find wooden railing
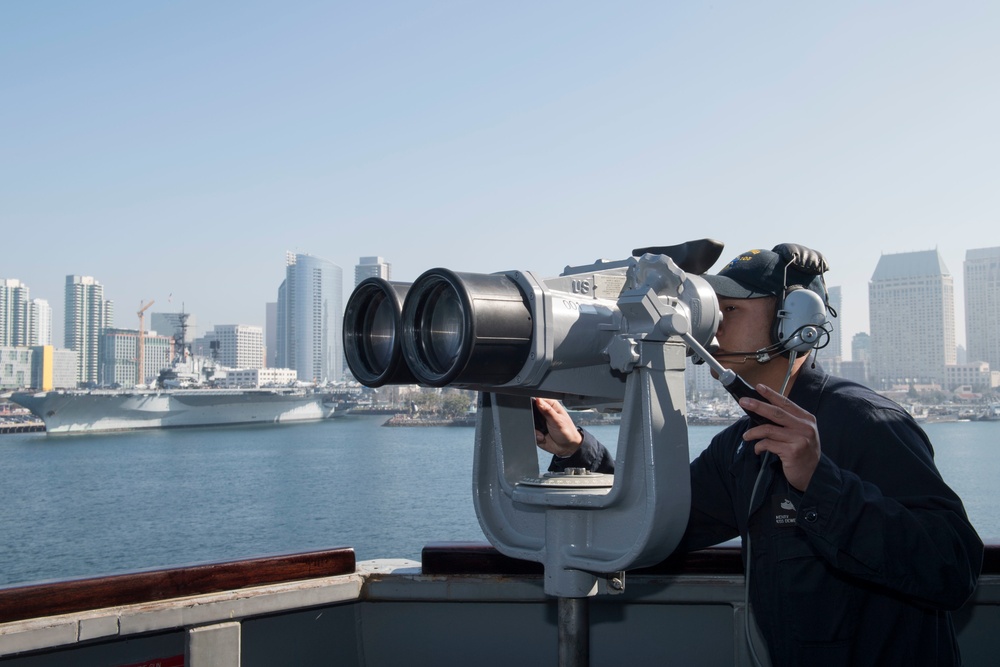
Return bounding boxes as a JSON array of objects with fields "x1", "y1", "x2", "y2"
[
  {"x1": 0, "y1": 547, "x2": 355, "y2": 625},
  {"x1": 2, "y1": 541, "x2": 996, "y2": 626}
]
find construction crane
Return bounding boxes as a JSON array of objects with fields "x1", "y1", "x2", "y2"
[{"x1": 137, "y1": 300, "x2": 154, "y2": 388}]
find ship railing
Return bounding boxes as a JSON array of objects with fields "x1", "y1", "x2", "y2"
[{"x1": 1, "y1": 544, "x2": 997, "y2": 666}]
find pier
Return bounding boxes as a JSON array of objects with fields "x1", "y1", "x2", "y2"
[{"x1": 0, "y1": 421, "x2": 45, "y2": 434}]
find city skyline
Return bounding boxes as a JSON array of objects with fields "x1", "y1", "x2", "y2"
[
  {"x1": 4, "y1": 242, "x2": 999, "y2": 392},
  {"x1": 4, "y1": 244, "x2": 997, "y2": 368},
  {"x1": 3, "y1": 3, "x2": 998, "y2": 351},
  {"x1": 1, "y1": 245, "x2": 988, "y2": 365}
]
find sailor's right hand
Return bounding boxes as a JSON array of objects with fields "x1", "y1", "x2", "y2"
[{"x1": 534, "y1": 398, "x2": 583, "y2": 457}]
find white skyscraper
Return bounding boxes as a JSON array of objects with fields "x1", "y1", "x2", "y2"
[
  {"x1": 0, "y1": 278, "x2": 31, "y2": 347},
  {"x1": 65, "y1": 275, "x2": 114, "y2": 386},
  {"x1": 30, "y1": 298, "x2": 52, "y2": 346},
  {"x1": 277, "y1": 252, "x2": 344, "y2": 383},
  {"x1": 355, "y1": 256, "x2": 391, "y2": 287},
  {"x1": 964, "y1": 246, "x2": 1000, "y2": 372},
  {"x1": 869, "y1": 250, "x2": 955, "y2": 388}
]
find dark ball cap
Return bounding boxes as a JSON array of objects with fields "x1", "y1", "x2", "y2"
[{"x1": 703, "y1": 247, "x2": 826, "y2": 300}]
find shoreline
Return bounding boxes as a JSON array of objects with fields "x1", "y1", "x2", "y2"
[{"x1": 380, "y1": 414, "x2": 740, "y2": 428}]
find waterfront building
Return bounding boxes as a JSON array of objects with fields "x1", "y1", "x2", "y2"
[
  {"x1": 34, "y1": 346, "x2": 77, "y2": 390},
  {"x1": 194, "y1": 324, "x2": 264, "y2": 370},
  {"x1": 685, "y1": 356, "x2": 719, "y2": 398},
  {"x1": 0, "y1": 279, "x2": 31, "y2": 347},
  {"x1": 219, "y1": 367, "x2": 298, "y2": 388},
  {"x1": 868, "y1": 250, "x2": 956, "y2": 389},
  {"x1": 852, "y1": 332, "x2": 871, "y2": 366},
  {"x1": 841, "y1": 332, "x2": 871, "y2": 386},
  {"x1": 0, "y1": 346, "x2": 32, "y2": 390},
  {"x1": 30, "y1": 298, "x2": 52, "y2": 346},
  {"x1": 945, "y1": 361, "x2": 998, "y2": 392},
  {"x1": 99, "y1": 328, "x2": 173, "y2": 387},
  {"x1": 0, "y1": 345, "x2": 77, "y2": 390},
  {"x1": 355, "y1": 256, "x2": 391, "y2": 286},
  {"x1": 964, "y1": 246, "x2": 1000, "y2": 372},
  {"x1": 276, "y1": 252, "x2": 344, "y2": 384},
  {"x1": 65, "y1": 275, "x2": 113, "y2": 386}
]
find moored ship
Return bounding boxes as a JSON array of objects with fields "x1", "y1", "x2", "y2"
[
  {"x1": 10, "y1": 312, "x2": 345, "y2": 434},
  {"x1": 9, "y1": 386, "x2": 339, "y2": 434},
  {"x1": 10, "y1": 313, "x2": 349, "y2": 434}
]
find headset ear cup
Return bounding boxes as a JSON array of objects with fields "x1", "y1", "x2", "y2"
[{"x1": 775, "y1": 288, "x2": 829, "y2": 354}]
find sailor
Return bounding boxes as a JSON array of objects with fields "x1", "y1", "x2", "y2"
[{"x1": 535, "y1": 244, "x2": 983, "y2": 667}]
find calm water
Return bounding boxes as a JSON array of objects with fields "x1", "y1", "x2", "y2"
[{"x1": 0, "y1": 416, "x2": 996, "y2": 587}]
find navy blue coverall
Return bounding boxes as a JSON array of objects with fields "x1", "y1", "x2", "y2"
[{"x1": 550, "y1": 364, "x2": 983, "y2": 666}]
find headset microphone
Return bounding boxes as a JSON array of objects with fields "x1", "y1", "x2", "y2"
[{"x1": 713, "y1": 343, "x2": 785, "y2": 364}]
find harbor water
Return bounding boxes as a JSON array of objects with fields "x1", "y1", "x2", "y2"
[{"x1": 0, "y1": 416, "x2": 997, "y2": 588}]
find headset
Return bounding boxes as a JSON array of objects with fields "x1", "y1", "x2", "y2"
[{"x1": 759, "y1": 243, "x2": 835, "y2": 363}]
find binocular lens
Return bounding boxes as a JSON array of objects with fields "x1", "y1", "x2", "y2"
[
  {"x1": 417, "y1": 285, "x2": 466, "y2": 374},
  {"x1": 402, "y1": 269, "x2": 533, "y2": 387},
  {"x1": 343, "y1": 278, "x2": 414, "y2": 386}
]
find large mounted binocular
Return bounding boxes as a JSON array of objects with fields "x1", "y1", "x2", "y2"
[
  {"x1": 343, "y1": 239, "x2": 725, "y2": 405},
  {"x1": 346, "y1": 239, "x2": 732, "y2": 610}
]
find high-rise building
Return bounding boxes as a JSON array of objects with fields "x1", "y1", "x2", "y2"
[
  {"x1": 276, "y1": 252, "x2": 344, "y2": 383},
  {"x1": 851, "y1": 332, "x2": 871, "y2": 366},
  {"x1": 275, "y1": 282, "x2": 287, "y2": 372},
  {"x1": 194, "y1": 324, "x2": 265, "y2": 369},
  {"x1": 265, "y1": 302, "x2": 278, "y2": 368},
  {"x1": 0, "y1": 279, "x2": 32, "y2": 347},
  {"x1": 868, "y1": 250, "x2": 956, "y2": 388},
  {"x1": 99, "y1": 328, "x2": 173, "y2": 387},
  {"x1": 65, "y1": 275, "x2": 114, "y2": 386},
  {"x1": 964, "y1": 246, "x2": 1000, "y2": 371},
  {"x1": 30, "y1": 298, "x2": 52, "y2": 346},
  {"x1": 355, "y1": 256, "x2": 391, "y2": 287},
  {"x1": 839, "y1": 332, "x2": 871, "y2": 386}
]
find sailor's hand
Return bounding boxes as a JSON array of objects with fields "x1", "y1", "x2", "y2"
[
  {"x1": 534, "y1": 398, "x2": 583, "y2": 457},
  {"x1": 739, "y1": 384, "x2": 821, "y2": 492}
]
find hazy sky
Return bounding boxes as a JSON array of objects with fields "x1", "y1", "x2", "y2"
[{"x1": 3, "y1": 2, "x2": 998, "y2": 359}]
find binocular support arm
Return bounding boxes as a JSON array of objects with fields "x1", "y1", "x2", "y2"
[{"x1": 472, "y1": 338, "x2": 691, "y2": 598}]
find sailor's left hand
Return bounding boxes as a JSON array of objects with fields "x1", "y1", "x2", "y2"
[
  {"x1": 739, "y1": 384, "x2": 821, "y2": 492},
  {"x1": 534, "y1": 398, "x2": 583, "y2": 458}
]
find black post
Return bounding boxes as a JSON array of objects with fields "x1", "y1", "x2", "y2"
[{"x1": 558, "y1": 596, "x2": 589, "y2": 667}]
